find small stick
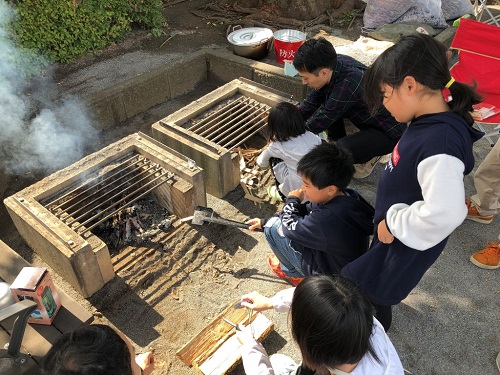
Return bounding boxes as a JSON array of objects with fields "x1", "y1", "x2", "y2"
[{"x1": 159, "y1": 34, "x2": 176, "y2": 48}]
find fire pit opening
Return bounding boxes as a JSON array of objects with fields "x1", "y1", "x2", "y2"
[
  {"x1": 5, "y1": 133, "x2": 206, "y2": 297},
  {"x1": 40, "y1": 152, "x2": 176, "y2": 254},
  {"x1": 186, "y1": 94, "x2": 269, "y2": 151},
  {"x1": 152, "y1": 78, "x2": 295, "y2": 198}
]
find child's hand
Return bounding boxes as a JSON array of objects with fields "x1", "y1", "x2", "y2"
[
  {"x1": 240, "y1": 291, "x2": 273, "y2": 311},
  {"x1": 288, "y1": 189, "x2": 304, "y2": 201},
  {"x1": 246, "y1": 218, "x2": 262, "y2": 232},
  {"x1": 377, "y1": 220, "x2": 394, "y2": 244},
  {"x1": 135, "y1": 351, "x2": 155, "y2": 375}
]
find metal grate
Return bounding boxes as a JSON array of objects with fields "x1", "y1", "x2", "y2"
[
  {"x1": 42, "y1": 153, "x2": 173, "y2": 235},
  {"x1": 187, "y1": 96, "x2": 270, "y2": 149}
]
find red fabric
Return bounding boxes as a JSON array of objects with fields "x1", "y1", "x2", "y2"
[{"x1": 450, "y1": 18, "x2": 500, "y2": 124}]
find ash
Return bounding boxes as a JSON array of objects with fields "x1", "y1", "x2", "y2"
[{"x1": 93, "y1": 198, "x2": 175, "y2": 253}]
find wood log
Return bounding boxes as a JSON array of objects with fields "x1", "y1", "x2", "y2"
[{"x1": 196, "y1": 313, "x2": 274, "y2": 374}]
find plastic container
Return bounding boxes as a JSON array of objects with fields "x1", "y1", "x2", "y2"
[
  {"x1": 273, "y1": 29, "x2": 306, "y2": 64},
  {"x1": 283, "y1": 60, "x2": 299, "y2": 77}
]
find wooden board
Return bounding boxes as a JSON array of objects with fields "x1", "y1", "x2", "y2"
[
  {"x1": 176, "y1": 300, "x2": 274, "y2": 375},
  {"x1": 0, "y1": 240, "x2": 93, "y2": 364},
  {"x1": 196, "y1": 313, "x2": 274, "y2": 375}
]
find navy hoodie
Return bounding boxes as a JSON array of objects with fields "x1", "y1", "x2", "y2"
[
  {"x1": 279, "y1": 188, "x2": 375, "y2": 275},
  {"x1": 341, "y1": 112, "x2": 483, "y2": 305}
]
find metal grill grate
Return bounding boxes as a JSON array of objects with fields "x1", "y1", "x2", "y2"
[
  {"x1": 42, "y1": 153, "x2": 173, "y2": 235},
  {"x1": 186, "y1": 96, "x2": 270, "y2": 149}
]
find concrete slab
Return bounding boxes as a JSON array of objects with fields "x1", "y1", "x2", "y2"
[
  {"x1": 207, "y1": 50, "x2": 254, "y2": 83},
  {"x1": 167, "y1": 50, "x2": 208, "y2": 99},
  {"x1": 252, "y1": 68, "x2": 306, "y2": 102}
]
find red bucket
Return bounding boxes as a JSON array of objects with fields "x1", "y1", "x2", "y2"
[{"x1": 273, "y1": 29, "x2": 307, "y2": 64}]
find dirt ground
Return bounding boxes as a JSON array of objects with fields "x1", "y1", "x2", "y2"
[{"x1": 1, "y1": 1, "x2": 499, "y2": 375}]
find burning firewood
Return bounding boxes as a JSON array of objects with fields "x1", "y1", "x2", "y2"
[{"x1": 98, "y1": 201, "x2": 174, "y2": 250}]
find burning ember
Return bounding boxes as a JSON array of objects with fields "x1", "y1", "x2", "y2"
[{"x1": 94, "y1": 199, "x2": 175, "y2": 252}]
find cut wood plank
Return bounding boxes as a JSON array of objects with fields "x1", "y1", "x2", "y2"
[
  {"x1": 176, "y1": 300, "x2": 273, "y2": 373},
  {"x1": 196, "y1": 313, "x2": 274, "y2": 375},
  {"x1": 176, "y1": 300, "x2": 249, "y2": 365}
]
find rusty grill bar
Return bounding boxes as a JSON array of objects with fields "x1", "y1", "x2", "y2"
[
  {"x1": 186, "y1": 96, "x2": 270, "y2": 149},
  {"x1": 42, "y1": 152, "x2": 173, "y2": 235}
]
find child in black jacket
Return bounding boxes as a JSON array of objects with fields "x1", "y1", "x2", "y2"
[
  {"x1": 341, "y1": 34, "x2": 483, "y2": 332},
  {"x1": 247, "y1": 143, "x2": 374, "y2": 285}
]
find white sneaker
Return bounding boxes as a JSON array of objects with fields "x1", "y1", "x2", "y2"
[{"x1": 353, "y1": 155, "x2": 382, "y2": 179}]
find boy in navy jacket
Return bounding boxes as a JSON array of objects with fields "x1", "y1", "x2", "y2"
[{"x1": 247, "y1": 143, "x2": 375, "y2": 285}]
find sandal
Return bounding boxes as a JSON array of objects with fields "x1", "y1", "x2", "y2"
[
  {"x1": 268, "y1": 254, "x2": 303, "y2": 286},
  {"x1": 267, "y1": 185, "x2": 283, "y2": 201}
]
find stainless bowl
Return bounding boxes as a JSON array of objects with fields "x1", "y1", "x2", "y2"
[{"x1": 227, "y1": 27, "x2": 274, "y2": 60}]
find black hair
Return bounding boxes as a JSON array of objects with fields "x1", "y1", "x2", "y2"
[
  {"x1": 293, "y1": 37, "x2": 337, "y2": 74},
  {"x1": 296, "y1": 142, "x2": 354, "y2": 190},
  {"x1": 291, "y1": 275, "x2": 379, "y2": 371},
  {"x1": 267, "y1": 102, "x2": 306, "y2": 142},
  {"x1": 41, "y1": 324, "x2": 133, "y2": 375},
  {"x1": 363, "y1": 33, "x2": 481, "y2": 125}
]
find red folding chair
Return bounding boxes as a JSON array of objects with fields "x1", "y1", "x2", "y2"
[{"x1": 450, "y1": 18, "x2": 500, "y2": 146}]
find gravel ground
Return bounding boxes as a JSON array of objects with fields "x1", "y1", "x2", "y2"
[{"x1": 0, "y1": 1, "x2": 499, "y2": 374}]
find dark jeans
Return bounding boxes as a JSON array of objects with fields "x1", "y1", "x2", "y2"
[{"x1": 328, "y1": 118, "x2": 399, "y2": 164}]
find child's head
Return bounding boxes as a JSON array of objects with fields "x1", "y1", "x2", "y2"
[
  {"x1": 291, "y1": 274, "x2": 379, "y2": 372},
  {"x1": 42, "y1": 324, "x2": 134, "y2": 375},
  {"x1": 297, "y1": 142, "x2": 354, "y2": 192},
  {"x1": 267, "y1": 102, "x2": 306, "y2": 142},
  {"x1": 364, "y1": 33, "x2": 481, "y2": 124}
]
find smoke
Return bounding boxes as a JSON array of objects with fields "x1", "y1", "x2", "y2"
[{"x1": 0, "y1": 1, "x2": 98, "y2": 175}]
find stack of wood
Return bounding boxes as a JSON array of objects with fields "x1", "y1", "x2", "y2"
[{"x1": 235, "y1": 147, "x2": 267, "y2": 204}]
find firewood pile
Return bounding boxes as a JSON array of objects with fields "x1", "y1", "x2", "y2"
[
  {"x1": 235, "y1": 146, "x2": 271, "y2": 204},
  {"x1": 94, "y1": 199, "x2": 175, "y2": 251}
]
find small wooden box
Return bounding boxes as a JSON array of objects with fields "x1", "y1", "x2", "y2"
[{"x1": 177, "y1": 300, "x2": 274, "y2": 375}]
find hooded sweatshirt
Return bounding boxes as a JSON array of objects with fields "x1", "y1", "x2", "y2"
[
  {"x1": 279, "y1": 188, "x2": 375, "y2": 275},
  {"x1": 342, "y1": 112, "x2": 484, "y2": 305}
]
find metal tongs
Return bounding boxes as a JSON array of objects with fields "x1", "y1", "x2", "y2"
[
  {"x1": 222, "y1": 301, "x2": 255, "y2": 337},
  {"x1": 222, "y1": 317, "x2": 241, "y2": 330}
]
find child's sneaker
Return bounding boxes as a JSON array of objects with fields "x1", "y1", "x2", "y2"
[
  {"x1": 465, "y1": 199, "x2": 494, "y2": 224},
  {"x1": 469, "y1": 242, "x2": 500, "y2": 269},
  {"x1": 267, "y1": 185, "x2": 283, "y2": 201},
  {"x1": 268, "y1": 254, "x2": 303, "y2": 286}
]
